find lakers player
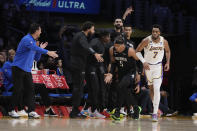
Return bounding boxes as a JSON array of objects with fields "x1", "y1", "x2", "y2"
[{"x1": 136, "y1": 25, "x2": 171, "y2": 122}]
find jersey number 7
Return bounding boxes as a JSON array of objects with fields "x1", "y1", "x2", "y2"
[{"x1": 153, "y1": 52, "x2": 158, "y2": 58}]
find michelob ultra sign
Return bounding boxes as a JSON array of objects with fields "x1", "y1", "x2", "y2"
[{"x1": 17, "y1": 0, "x2": 100, "y2": 14}]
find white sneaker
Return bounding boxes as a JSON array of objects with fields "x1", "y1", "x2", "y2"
[
  {"x1": 194, "y1": 113, "x2": 197, "y2": 117},
  {"x1": 17, "y1": 110, "x2": 28, "y2": 117},
  {"x1": 9, "y1": 110, "x2": 20, "y2": 118},
  {"x1": 28, "y1": 111, "x2": 40, "y2": 119},
  {"x1": 120, "y1": 107, "x2": 127, "y2": 116},
  {"x1": 92, "y1": 110, "x2": 106, "y2": 119}
]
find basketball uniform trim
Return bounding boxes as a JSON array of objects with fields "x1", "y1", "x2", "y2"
[
  {"x1": 144, "y1": 64, "x2": 163, "y2": 85},
  {"x1": 152, "y1": 64, "x2": 163, "y2": 80}
]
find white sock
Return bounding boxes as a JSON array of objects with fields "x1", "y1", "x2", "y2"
[{"x1": 153, "y1": 78, "x2": 162, "y2": 114}]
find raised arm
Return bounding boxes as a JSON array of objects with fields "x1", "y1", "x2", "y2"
[{"x1": 122, "y1": 6, "x2": 134, "y2": 22}]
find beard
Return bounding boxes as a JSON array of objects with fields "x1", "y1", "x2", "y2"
[
  {"x1": 87, "y1": 31, "x2": 93, "y2": 38},
  {"x1": 115, "y1": 24, "x2": 122, "y2": 30}
]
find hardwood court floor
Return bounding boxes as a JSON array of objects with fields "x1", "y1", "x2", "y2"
[{"x1": 0, "y1": 116, "x2": 197, "y2": 131}]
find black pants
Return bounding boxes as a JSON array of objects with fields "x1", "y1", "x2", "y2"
[
  {"x1": 192, "y1": 102, "x2": 197, "y2": 113},
  {"x1": 86, "y1": 65, "x2": 107, "y2": 112},
  {"x1": 116, "y1": 72, "x2": 137, "y2": 111},
  {"x1": 107, "y1": 81, "x2": 118, "y2": 111},
  {"x1": 135, "y1": 89, "x2": 152, "y2": 113},
  {"x1": 34, "y1": 83, "x2": 51, "y2": 107},
  {"x1": 71, "y1": 68, "x2": 85, "y2": 110},
  {"x1": 10, "y1": 66, "x2": 35, "y2": 112}
]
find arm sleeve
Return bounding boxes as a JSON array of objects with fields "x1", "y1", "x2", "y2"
[
  {"x1": 24, "y1": 38, "x2": 48, "y2": 54},
  {"x1": 189, "y1": 93, "x2": 197, "y2": 102},
  {"x1": 34, "y1": 53, "x2": 42, "y2": 61},
  {"x1": 79, "y1": 35, "x2": 96, "y2": 55}
]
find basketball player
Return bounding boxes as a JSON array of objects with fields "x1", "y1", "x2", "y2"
[
  {"x1": 105, "y1": 36, "x2": 141, "y2": 121},
  {"x1": 81, "y1": 30, "x2": 110, "y2": 118},
  {"x1": 136, "y1": 25, "x2": 171, "y2": 122},
  {"x1": 69, "y1": 21, "x2": 104, "y2": 118}
]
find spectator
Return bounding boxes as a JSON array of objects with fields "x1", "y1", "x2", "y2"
[
  {"x1": 56, "y1": 59, "x2": 64, "y2": 76},
  {"x1": 2, "y1": 49, "x2": 27, "y2": 116},
  {"x1": 2, "y1": 49, "x2": 15, "y2": 94},
  {"x1": 37, "y1": 61, "x2": 45, "y2": 70},
  {"x1": 45, "y1": 56, "x2": 57, "y2": 71},
  {"x1": 0, "y1": 53, "x2": 5, "y2": 89}
]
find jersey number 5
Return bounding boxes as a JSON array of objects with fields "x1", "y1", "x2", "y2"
[
  {"x1": 120, "y1": 61, "x2": 124, "y2": 67},
  {"x1": 153, "y1": 52, "x2": 158, "y2": 58}
]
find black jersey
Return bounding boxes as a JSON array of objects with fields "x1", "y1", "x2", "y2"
[
  {"x1": 87, "y1": 38, "x2": 105, "y2": 65},
  {"x1": 125, "y1": 38, "x2": 136, "y2": 49},
  {"x1": 113, "y1": 46, "x2": 136, "y2": 74},
  {"x1": 71, "y1": 32, "x2": 91, "y2": 70}
]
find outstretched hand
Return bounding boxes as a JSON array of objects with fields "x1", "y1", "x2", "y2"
[
  {"x1": 47, "y1": 51, "x2": 58, "y2": 59},
  {"x1": 104, "y1": 73, "x2": 112, "y2": 84},
  {"x1": 40, "y1": 42, "x2": 48, "y2": 49},
  {"x1": 95, "y1": 53, "x2": 104, "y2": 62},
  {"x1": 126, "y1": 6, "x2": 134, "y2": 15}
]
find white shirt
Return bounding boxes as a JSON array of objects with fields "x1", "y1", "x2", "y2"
[{"x1": 144, "y1": 35, "x2": 164, "y2": 65}]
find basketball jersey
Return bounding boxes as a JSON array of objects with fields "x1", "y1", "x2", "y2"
[
  {"x1": 144, "y1": 35, "x2": 164, "y2": 65},
  {"x1": 113, "y1": 46, "x2": 136, "y2": 74}
]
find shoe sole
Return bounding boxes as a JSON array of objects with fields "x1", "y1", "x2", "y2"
[
  {"x1": 28, "y1": 116, "x2": 40, "y2": 119},
  {"x1": 69, "y1": 115, "x2": 87, "y2": 119},
  {"x1": 10, "y1": 116, "x2": 20, "y2": 119},
  {"x1": 111, "y1": 115, "x2": 120, "y2": 121},
  {"x1": 152, "y1": 119, "x2": 158, "y2": 122},
  {"x1": 49, "y1": 115, "x2": 58, "y2": 117},
  {"x1": 166, "y1": 111, "x2": 178, "y2": 117},
  {"x1": 19, "y1": 116, "x2": 28, "y2": 118}
]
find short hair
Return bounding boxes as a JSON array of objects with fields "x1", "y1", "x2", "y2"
[
  {"x1": 114, "y1": 35, "x2": 124, "y2": 44},
  {"x1": 29, "y1": 23, "x2": 41, "y2": 34},
  {"x1": 152, "y1": 24, "x2": 162, "y2": 32},
  {"x1": 8, "y1": 49, "x2": 15, "y2": 56},
  {"x1": 0, "y1": 53, "x2": 4, "y2": 57},
  {"x1": 98, "y1": 30, "x2": 110, "y2": 39},
  {"x1": 114, "y1": 18, "x2": 123, "y2": 23},
  {"x1": 81, "y1": 21, "x2": 94, "y2": 31},
  {"x1": 124, "y1": 24, "x2": 132, "y2": 28}
]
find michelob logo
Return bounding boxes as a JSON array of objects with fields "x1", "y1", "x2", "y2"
[{"x1": 25, "y1": 0, "x2": 52, "y2": 7}]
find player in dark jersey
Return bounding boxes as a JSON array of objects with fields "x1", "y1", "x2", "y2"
[
  {"x1": 81, "y1": 30, "x2": 111, "y2": 118},
  {"x1": 69, "y1": 21, "x2": 104, "y2": 118},
  {"x1": 105, "y1": 36, "x2": 141, "y2": 121},
  {"x1": 123, "y1": 24, "x2": 136, "y2": 48}
]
